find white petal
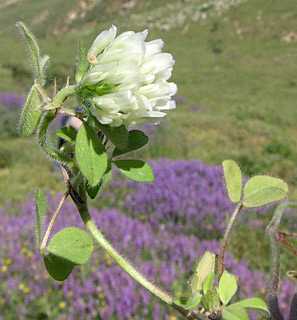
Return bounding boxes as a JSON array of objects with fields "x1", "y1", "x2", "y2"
[
  {"x1": 88, "y1": 25, "x2": 117, "y2": 57},
  {"x1": 145, "y1": 39, "x2": 164, "y2": 56}
]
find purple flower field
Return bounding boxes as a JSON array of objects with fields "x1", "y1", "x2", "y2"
[
  {"x1": 0, "y1": 92, "x2": 25, "y2": 110},
  {"x1": 0, "y1": 160, "x2": 294, "y2": 319}
]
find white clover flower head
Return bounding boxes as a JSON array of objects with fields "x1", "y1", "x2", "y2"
[{"x1": 79, "y1": 25, "x2": 177, "y2": 127}]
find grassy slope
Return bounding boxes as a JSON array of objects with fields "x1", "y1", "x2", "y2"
[{"x1": 0, "y1": 0, "x2": 297, "y2": 202}]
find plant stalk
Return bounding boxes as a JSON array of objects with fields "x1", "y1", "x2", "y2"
[
  {"x1": 40, "y1": 192, "x2": 69, "y2": 250},
  {"x1": 218, "y1": 203, "x2": 243, "y2": 279},
  {"x1": 74, "y1": 199, "x2": 201, "y2": 320}
]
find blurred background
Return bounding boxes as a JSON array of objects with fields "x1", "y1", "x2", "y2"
[{"x1": 0, "y1": 0, "x2": 296, "y2": 319}]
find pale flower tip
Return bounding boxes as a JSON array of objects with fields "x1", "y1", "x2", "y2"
[{"x1": 88, "y1": 54, "x2": 98, "y2": 64}]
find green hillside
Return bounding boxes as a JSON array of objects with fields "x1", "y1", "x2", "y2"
[{"x1": 0, "y1": 0, "x2": 297, "y2": 201}]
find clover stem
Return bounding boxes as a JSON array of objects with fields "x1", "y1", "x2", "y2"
[
  {"x1": 40, "y1": 192, "x2": 69, "y2": 250},
  {"x1": 52, "y1": 85, "x2": 77, "y2": 108},
  {"x1": 74, "y1": 199, "x2": 201, "y2": 320},
  {"x1": 218, "y1": 203, "x2": 243, "y2": 280}
]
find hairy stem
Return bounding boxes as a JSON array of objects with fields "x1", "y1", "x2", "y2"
[
  {"x1": 52, "y1": 85, "x2": 77, "y2": 108},
  {"x1": 265, "y1": 202, "x2": 297, "y2": 320},
  {"x1": 40, "y1": 192, "x2": 69, "y2": 250},
  {"x1": 37, "y1": 112, "x2": 78, "y2": 173},
  {"x1": 73, "y1": 196, "x2": 201, "y2": 319},
  {"x1": 218, "y1": 203, "x2": 243, "y2": 279}
]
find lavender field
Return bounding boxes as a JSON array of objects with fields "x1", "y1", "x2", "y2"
[{"x1": 0, "y1": 160, "x2": 295, "y2": 319}]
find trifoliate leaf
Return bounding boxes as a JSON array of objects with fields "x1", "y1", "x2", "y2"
[
  {"x1": 113, "y1": 160, "x2": 154, "y2": 182},
  {"x1": 56, "y1": 126, "x2": 77, "y2": 144},
  {"x1": 243, "y1": 175, "x2": 288, "y2": 208},
  {"x1": 19, "y1": 85, "x2": 42, "y2": 137},
  {"x1": 44, "y1": 253, "x2": 75, "y2": 281},
  {"x1": 231, "y1": 297, "x2": 269, "y2": 315},
  {"x1": 219, "y1": 271, "x2": 238, "y2": 305},
  {"x1": 113, "y1": 130, "x2": 149, "y2": 157},
  {"x1": 97, "y1": 124, "x2": 129, "y2": 151},
  {"x1": 35, "y1": 188, "x2": 47, "y2": 248},
  {"x1": 222, "y1": 305, "x2": 249, "y2": 320},
  {"x1": 222, "y1": 160, "x2": 242, "y2": 203},
  {"x1": 75, "y1": 122, "x2": 107, "y2": 187},
  {"x1": 201, "y1": 291, "x2": 220, "y2": 312},
  {"x1": 47, "y1": 227, "x2": 94, "y2": 265},
  {"x1": 191, "y1": 251, "x2": 216, "y2": 294}
]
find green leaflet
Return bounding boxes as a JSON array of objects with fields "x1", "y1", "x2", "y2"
[
  {"x1": 218, "y1": 271, "x2": 238, "y2": 305},
  {"x1": 113, "y1": 160, "x2": 154, "y2": 183},
  {"x1": 44, "y1": 253, "x2": 75, "y2": 281},
  {"x1": 222, "y1": 160, "x2": 242, "y2": 203},
  {"x1": 113, "y1": 130, "x2": 149, "y2": 157},
  {"x1": 19, "y1": 85, "x2": 42, "y2": 137},
  {"x1": 56, "y1": 126, "x2": 78, "y2": 144},
  {"x1": 16, "y1": 21, "x2": 43, "y2": 84},
  {"x1": 47, "y1": 227, "x2": 94, "y2": 265},
  {"x1": 75, "y1": 122, "x2": 108, "y2": 187},
  {"x1": 243, "y1": 175, "x2": 288, "y2": 208},
  {"x1": 222, "y1": 305, "x2": 249, "y2": 320},
  {"x1": 231, "y1": 297, "x2": 269, "y2": 315}
]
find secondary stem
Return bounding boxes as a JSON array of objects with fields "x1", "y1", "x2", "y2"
[
  {"x1": 218, "y1": 203, "x2": 243, "y2": 279},
  {"x1": 40, "y1": 192, "x2": 69, "y2": 250},
  {"x1": 75, "y1": 200, "x2": 201, "y2": 320}
]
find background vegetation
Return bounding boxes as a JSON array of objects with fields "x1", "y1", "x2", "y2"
[{"x1": 0, "y1": 0, "x2": 296, "y2": 319}]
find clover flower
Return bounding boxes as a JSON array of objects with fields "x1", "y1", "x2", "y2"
[{"x1": 79, "y1": 25, "x2": 177, "y2": 127}]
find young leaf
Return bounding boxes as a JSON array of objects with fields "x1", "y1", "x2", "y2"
[
  {"x1": 44, "y1": 253, "x2": 75, "y2": 281},
  {"x1": 47, "y1": 227, "x2": 94, "y2": 265},
  {"x1": 16, "y1": 21, "x2": 42, "y2": 83},
  {"x1": 191, "y1": 251, "x2": 216, "y2": 294},
  {"x1": 173, "y1": 294, "x2": 202, "y2": 310},
  {"x1": 231, "y1": 297, "x2": 269, "y2": 315},
  {"x1": 222, "y1": 160, "x2": 242, "y2": 203},
  {"x1": 242, "y1": 176, "x2": 288, "y2": 208},
  {"x1": 19, "y1": 85, "x2": 42, "y2": 137},
  {"x1": 87, "y1": 161, "x2": 112, "y2": 199},
  {"x1": 113, "y1": 160, "x2": 154, "y2": 183},
  {"x1": 113, "y1": 130, "x2": 149, "y2": 157},
  {"x1": 203, "y1": 271, "x2": 214, "y2": 294},
  {"x1": 35, "y1": 188, "x2": 47, "y2": 248},
  {"x1": 201, "y1": 291, "x2": 220, "y2": 312},
  {"x1": 56, "y1": 126, "x2": 78, "y2": 144},
  {"x1": 75, "y1": 122, "x2": 107, "y2": 187},
  {"x1": 222, "y1": 305, "x2": 249, "y2": 320},
  {"x1": 218, "y1": 271, "x2": 238, "y2": 305}
]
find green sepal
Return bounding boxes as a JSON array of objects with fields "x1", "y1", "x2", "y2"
[
  {"x1": 87, "y1": 161, "x2": 112, "y2": 199},
  {"x1": 231, "y1": 297, "x2": 269, "y2": 315},
  {"x1": 75, "y1": 122, "x2": 108, "y2": 187},
  {"x1": 222, "y1": 160, "x2": 242, "y2": 203},
  {"x1": 112, "y1": 130, "x2": 149, "y2": 157},
  {"x1": 191, "y1": 251, "x2": 216, "y2": 295},
  {"x1": 218, "y1": 271, "x2": 238, "y2": 305},
  {"x1": 113, "y1": 159, "x2": 154, "y2": 183},
  {"x1": 16, "y1": 21, "x2": 43, "y2": 84},
  {"x1": 44, "y1": 253, "x2": 75, "y2": 281},
  {"x1": 242, "y1": 175, "x2": 288, "y2": 208},
  {"x1": 222, "y1": 305, "x2": 249, "y2": 320},
  {"x1": 46, "y1": 227, "x2": 94, "y2": 265},
  {"x1": 19, "y1": 85, "x2": 42, "y2": 137},
  {"x1": 173, "y1": 294, "x2": 202, "y2": 310},
  {"x1": 56, "y1": 126, "x2": 77, "y2": 144},
  {"x1": 35, "y1": 188, "x2": 47, "y2": 248},
  {"x1": 75, "y1": 40, "x2": 89, "y2": 83}
]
